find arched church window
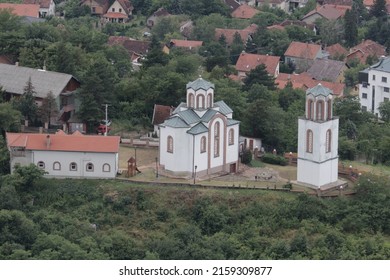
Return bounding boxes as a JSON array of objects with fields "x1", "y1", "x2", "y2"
[
  {"x1": 188, "y1": 93, "x2": 194, "y2": 108},
  {"x1": 197, "y1": 95, "x2": 205, "y2": 109},
  {"x1": 228, "y1": 128, "x2": 234, "y2": 145},
  {"x1": 306, "y1": 129, "x2": 313, "y2": 153},
  {"x1": 316, "y1": 100, "x2": 324, "y2": 121},
  {"x1": 200, "y1": 136, "x2": 206, "y2": 153},
  {"x1": 326, "y1": 129, "x2": 331, "y2": 153},
  {"x1": 207, "y1": 94, "x2": 212, "y2": 108},
  {"x1": 214, "y1": 122, "x2": 220, "y2": 157},
  {"x1": 307, "y1": 99, "x2": 313, "y2": 120},
  {"x1": 167, "y1": 136, "x2": 174, "y2": 153},
  {"x1": 327, "y1": 100, "x2": 332, "y2": 120}
]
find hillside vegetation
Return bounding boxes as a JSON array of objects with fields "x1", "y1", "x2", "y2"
[{"x1": 0, "y1": 165, "x2": 389, "y2": 260}]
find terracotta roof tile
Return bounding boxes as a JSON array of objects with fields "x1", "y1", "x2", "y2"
[
  {"x1": 23, "y1": 0, "x2": 51, "y2": 9},
  {"x1": 303, "y1": 4, "x2": 350, "y2": 21},
  {"x1": 215, "y1": 26, "x2": 256, "y2": 45},
  {"x1": 152, "y1": 104, "x2": 173, "y2": 125},
  {"x1": 284, "y1": 41, "x2": 322, "y2": 60},
  {"x1": 108, "y1": 36, "x2": 150, "y2": 56},
  {"x1": 0, "y1": 3, "x2": 40, "y2": 17},
  {"x1": 170, "y1": 39, "x2": 203, "y2": 49},
  {"x1": 103, "y1": 12, "x2": 128, "y2": 19},
  {"x1": 235, "y1": 53, "x2": 280, "y2": 76},
  {"x1": 231, "y1": 4, "x2": 260, "y2": 19},
  {"x1": 276, "y1": 72, "x2": 344, "y2": 96},
  {"x1": 325, "y1": 43, "x2": 348, "y2": 58},
  {"x1": 6, "y1": 133, "x2": 120, "y2": 153},
  {"x1": 347, "y1": 40, "x2": 386, "y2": 64}
]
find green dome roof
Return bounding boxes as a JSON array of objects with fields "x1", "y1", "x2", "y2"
[
  {"x1": 306, "y1": 83, "x2": 333, "y2": 97},
  {"x1": 186, "y1": 77, "x2": 214, "y2": 91}
]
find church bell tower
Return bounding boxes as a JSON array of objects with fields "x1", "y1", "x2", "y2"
[{"x1": 297, "y1": 84, "x2": 339, "y2": 188}]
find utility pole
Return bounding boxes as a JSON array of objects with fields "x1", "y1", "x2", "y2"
[{"x1": 103, "y1": 104, "x2": 110, "y2": 136}]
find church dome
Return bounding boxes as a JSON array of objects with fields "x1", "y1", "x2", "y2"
[
  {"x1": 186, "y1": 77, "x2": 214, "y2": 91},
  {"x1": 306, "y1": 83, "x2": 333, "y2": 97}
]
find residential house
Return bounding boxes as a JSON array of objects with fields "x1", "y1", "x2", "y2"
[
  {"x1": 363, "y1": 0, "x2": 390, "y2": 13},
  {"x1": 215, "y1": 24, "x2": 258, "y2": 46},
  {"x1": 325, "y1": 43, "x2": 348, "y2": 60},
  {"x1": 103, "y1": 0, "x2": 133, "y2": 23},
  {"x1": 6, "y1": 131, "x2": 120, "y2": 179},
  {"x1": 0, "y1": 3, "x2": 40, "y2": 18},
  {"x1": 231, "y1": 4, "x2": 260, "y2": 19},
  {"x1": 302, "y1": 4, "x2": 351, "y2": 24},
  {"x1": 0, "y1": 64, "x2": 81, "y2": 131},
  {"x1": 164, "y1": 39, "x2": 203, "y2": 54},
  {"x1": 107, "y1": 36, "x2": 150, "y2": 69},
  {"x1": 276, "y1": 72, "x2": 345, "y2": 96},
  {"x1": 80, "y1": 0, "x2": 110, "y2": 16},
  {"x1": 258, "y1": 0, "x2": 289, "y2": 12},
  {"x1": 22, "y1": 0, "x2": 55, "y2": 17},
  {"x1": 235, "y1": 52, "x2": 280, "y2": 80},
  {"x1": 180, "y1": 20, "x2": 194, "y2": 38},
  {"x1": 147, "y1": 7, "x2": 171, "y2": 28},
  {"x1": 279, "y1": 19, "x2": 317, "y2": 34},
  {"x1": 284, "y1": 41, "x2": 326, "y2": 72},
  {"x1": 224, "y1": 0, "x2": 241, "y2": 12},
  {"x1": 239, "y1": 136, "x2": 262, "y2": 154},
  {"x1": 159, "y1": 77, "x2": 240, "y2": 177},
  {"x1": 152, "y1": 104, "x2": 173, "y2": 136},
  {"x1": 358, "y1": 57, "x2": 390, "y2": 116},
  {"x1": 289, "y1": 0, "x2": 309, "y2": 12},
  {"x1": 347, "y1": 40, "x2": 386, "y2": 65},
  {"x1": 307, "y1": 58, "x2": 347, "y2": 83}
]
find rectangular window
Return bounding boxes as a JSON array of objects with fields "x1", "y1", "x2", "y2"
[
  {"x1": 362, "y1": 82, "x2": 368, "y2": 88},
  {"x1": 385, "y1": 87, "x2": 389, "y2": 93},
  {"x1": 382, "y1": 77, "x2": 387, "y2": 83},
  {"x1": 373, "y1": 75, "x2": 376, "y2": 81},
  {"x1": 362, "y1": 93, "x2": 367, "y2": 99}
]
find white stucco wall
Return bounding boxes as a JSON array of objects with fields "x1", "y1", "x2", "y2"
[
  {"x1": 226, "y1": 124, "x2": 239, "y2": 164},
  {"x1": 108, "y1": 1, "x2": 129, "y2": 15},
  {"x1": 30, "y1": 150, "x2": 118, "y2": 178}
]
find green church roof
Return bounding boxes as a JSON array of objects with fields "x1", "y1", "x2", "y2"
[
  {"x1": 186, "y1": 77, "x2": 214, "y2": 91},
  {"x1": 187, "y1": 122, "x2": 209, "y2": 135},
  {"x1": 306, "y1": 83, "x2": 333, "y2": 97}
]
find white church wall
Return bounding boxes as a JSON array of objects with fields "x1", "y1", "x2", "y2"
[{"x1": 226, "y1": 125, "x2": 239, "y2": 164}]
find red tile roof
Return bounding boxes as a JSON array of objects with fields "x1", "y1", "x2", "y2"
[
  {"x1": 284, "y1": 41, "x2": 322, "y2": 60},
  {"x1": 152, "y1": 104, "x2": 173, "y2": 125},
  {"x1": 215, "y1": 26, "x2": 256, "y2": 45},
  {"x1": 325, "y1": 43, "x2": 348, "y2": 58},
  {"x1": 303, "y1": 4, "x2": 350, "y2": 21},
  {"x1": 170, "y1": 39, "x2": 203, "y2": 49},
  {"x1": 23, "y1": 0, "x2": 51, "y2": 9},
  {"x1": 0, "y1": 3, "x2": 40, "y2": 17},
  {"x1": 6, "y1": 132, "x2": 120, "y2": 153},
  {"x1": 347, "y1": 40, "x2": 386, "y2": 64},
  {"x1": 103, "y1": 12, "x2": 128, "y2": 19},
  {"x1": 117, "y1": 0, "x2": 133, "y2": 14},
  {"x1": 276, "y1": 73, "x2": 344, "y2": 96},
  {"x1": 231, "y1": 4, "x2": 260, "y2": 19},
  {"x1": 108, "y1": 36, "x2": 150, "y2": 56},
  {"x1": 235, "y1": 53, "x2": 280, "y2": 76}
]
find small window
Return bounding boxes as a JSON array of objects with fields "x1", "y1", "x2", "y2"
[
  {"x1": 53, "y1": 161, "x2": 61, "y2": 171},
  {"x1": 385, "y1": 87, "x2": 389, "y2": 93},
  {"x1": 228, "y1": 129, "x2": 234, "y2": 145},
  {"x1": 362, "y1": 93, "x2": 367, "y2": 99},
  {"x1": 362, "y1": 82, "x2": 368, "y2": 88},
  {"x1": 326, "y1": 130, "x2": 331, "y2": 153},
  {"x1": 200, "y1": 136, "x2": 206, "y2": 153},
  {"x1": 103, "y1": 163, "x2": 111, "y2": 172},
  {"x1": 119, "y1": 8, "x2": 122, "y2": 12},
  {"x1": 373, "y1": 75, "x2": 376, "y2": 80},
  {"x1": 382, "y1": 77, "x2": 387, "y2": 83},
  {"x1": 86, "y1": 163, "x2": 94, "y2": 172},
  {"x1": 306, "y1": 130, "x2": 313, "y2": 153},
  {"x1": 70, "y1": 162, "x2": 77, "y2": 171},
  {"x1": 92, "y1": 7, "x2": 96, "y2": 13},
  {"x1": 167, "y1": 136, "x2": 173, "y2": 153},
  {"x1": 37, "y1": 161, "x2": 45, "y2": 169},
  {"x1": 112, "y1": 8, "x2": 115, "y2": 12}
]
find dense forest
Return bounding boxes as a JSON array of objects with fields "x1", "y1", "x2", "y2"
[{"x1": 0, "y1": 165, "x2": 389, "y2": 260}]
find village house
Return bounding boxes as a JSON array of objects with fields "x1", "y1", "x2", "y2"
[
  {"x1": 307, "y1": 58, "x2": 347, "y2": 83},
  {"x1": 358, "y1": 56, "x2": 390, "y2": 116},
  {"x1": 80, "y1": 0, "x2": 110, "y2": 17},
  {"x1": 284, "y1": 41, "x2": 326, "y2": 73},
  {"x1": 22, "y1": 0, "x2": 55, "y2": 18},
  {"x1": 0, "y1": 3, "x2": 40, "y2": 18},
  {"x1": 159, "y1": 77, "x2": 240, "y2": 178},
  {"x1": 234, "y1": 52, "x2": 280, "y2": 79},
  {"x1": 215, "y1": 24, "x2": 257, "y2": 46},
  {"x1": 347, "y1": 40, "x2": 386, "y2": 65},
  {"x1": 147, "y1": 7, "x2": 171, "y2": 28},
  {"x1": 151, "y1": 104, "x2": 173, "y2": 136},
  {"x1": 163, "y1": 39, "x2": 203, "y2": 54},
  {"x1": 325, "y1": 43, "x2": 348, "y2": 60},
  {"x1": 224, "y1": 0, "x2": 241, "y2": 12},
  {"x1": 0, "y1": 63, "x2": 81, "y2": 132},
  {"x1": 231, "y1": 3, "x2": 260, "y2": 19},
  {"x1": 103, "y1": 0, "x2": 133, "y2": 23},
  {"x1": 6, "y1": 131, "x2": 120, "y2": 179},
  {"x1": 302, "y1": 4, "x2": 350, "y2": 24},
  {"x1": 257, "y1": 0, "x2": 289, "y2": 12}
]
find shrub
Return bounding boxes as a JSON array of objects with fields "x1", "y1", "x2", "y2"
[
  {"x1": 241, "y1": 149, "x2": 252, "y2": 164},
  {"x1": 261, "y1": 153, "x2": 288, "y2": 166}
]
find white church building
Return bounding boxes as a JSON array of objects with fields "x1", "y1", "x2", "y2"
[
  {"x1": 297, "y1": 84, "x2": 339, "y2": 188},
  {"x1": 159, "y1": 77, "x2": 240, "y2": 177}
]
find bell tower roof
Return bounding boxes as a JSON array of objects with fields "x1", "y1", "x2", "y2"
[
  {"x1": 186, "y1": 76, "x2": 214, "y2": 91},
  {"x1": 306, "y1": 83, "x2": 333, "y2": 97}
]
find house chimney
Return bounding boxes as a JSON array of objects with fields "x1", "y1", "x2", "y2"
[{"x1": 46, "y1": 135, "x2": 51, "y2": 149}]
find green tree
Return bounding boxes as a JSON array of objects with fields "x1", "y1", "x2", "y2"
[
  {"x1": 344, "y1": 7, "x2": 358, "y2": 47},
  {"x1": 230, "y1": 32, "x2": 244, "y2": 64},
  {"x1": 202, "y1": 42, "x2": 229, "y2": 72},
  {"x1": 378, "y1": 100, "x2": 390, "y2": 122},
  {"x1": 143, "y1": 35, "x2": 169, "y2": 68},
  {"x1": 13, "y1": 78, "x2": 38, "y2": 123},
  {"x1": 243, "y1": 64, "x2": 276, "y2": 91},
  {"x1": 370, "y1": 0, "x2": 387, "y2": 18},
  {"x1": 0, "y1": 103, "x2": 22, "y2": 135},
  {"x1": 38, "y1": 91, "x2": 58, "y2": 127}
]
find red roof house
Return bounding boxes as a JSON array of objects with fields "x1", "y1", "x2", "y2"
[
  {"x1": 235, "y1": 53, "x2": 280, "y2": 78},
  {"x1": 284, "y1": 41, "x2": 325, "y2": 72},
  {"x1": 231, "y1": 4, "x2": 260, "y2": 19},
  {"x1": 347, "y1": 40, "x2": 386, "y2": 65},
  {"x1": 302, "y1": 4, "x2": 351, "y2": 24},
  {"x1": 325, "y1": 43, "x2": 348, "y2": 59},
  {"x1": 0, "y1": 3, "x2": 40, "y2": 17}
]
